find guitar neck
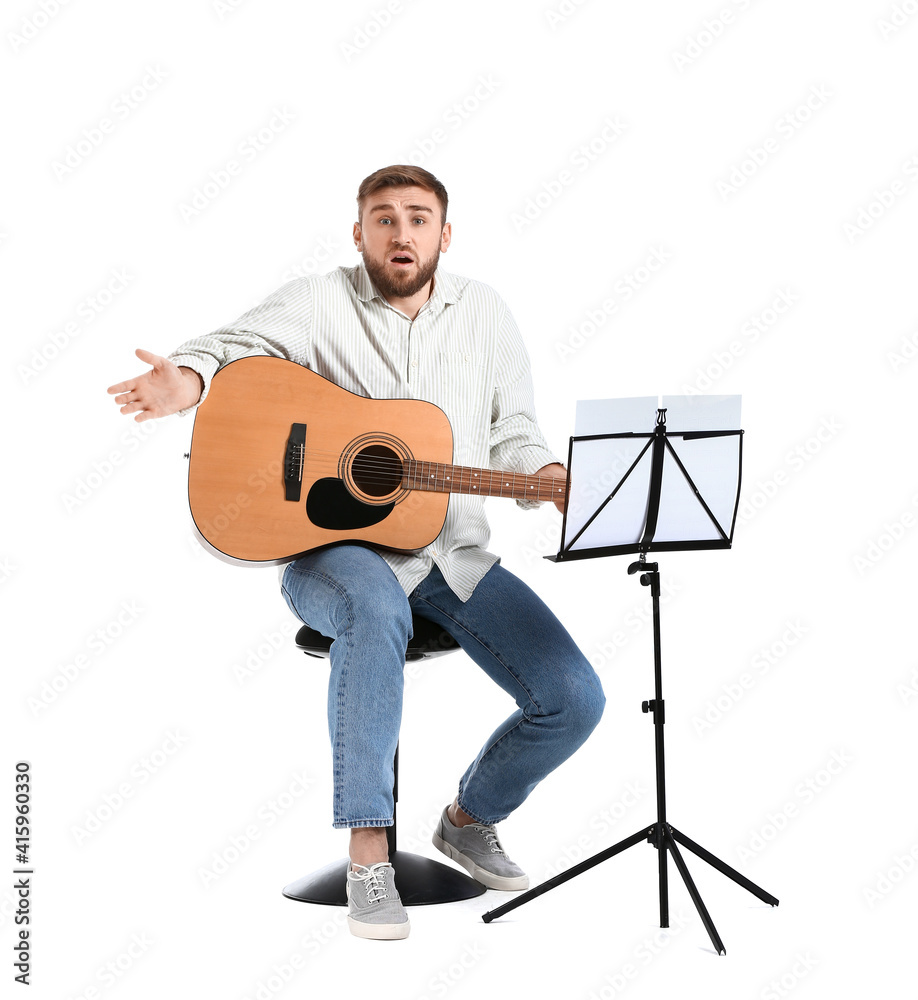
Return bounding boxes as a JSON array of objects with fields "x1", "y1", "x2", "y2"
[{"x1": 404, "y1": 460, "x2": 566, "y2": 503}]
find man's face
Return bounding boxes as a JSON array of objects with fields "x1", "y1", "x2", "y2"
[{"x1": 354, "y1": 185, "x2": 451, "y2": 302}]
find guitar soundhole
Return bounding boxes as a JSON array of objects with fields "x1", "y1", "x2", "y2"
[{"x1": 351, "y1": 445, "x2": 404, "y2": 498}]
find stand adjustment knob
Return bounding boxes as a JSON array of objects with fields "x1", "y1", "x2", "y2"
[{"x1": 642, "y1": 699, "x2": 665, "y2": 722}]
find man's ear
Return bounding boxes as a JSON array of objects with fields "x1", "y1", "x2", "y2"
[{"x1": 353, "y1": 221, "x2": 362, "y2": 251}]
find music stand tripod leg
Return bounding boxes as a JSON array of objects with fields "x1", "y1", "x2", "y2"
[
  {"x1": 663, "y1": 827, "x2": 726, "y2": 956},
  {"x1": 481, "y1": 826, "x2": 650, "y2": 923},
  {"x1": 669, "y1": 826, "x2": 779, "y2": 906}
]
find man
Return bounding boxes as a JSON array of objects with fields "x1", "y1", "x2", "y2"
[{"x1": 108, "y1": 165, "x2": 605, "y2": 940}]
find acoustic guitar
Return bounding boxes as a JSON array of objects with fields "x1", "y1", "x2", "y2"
[{"x1": 187, "y1": 356, "x2": 568, "y2": 563}]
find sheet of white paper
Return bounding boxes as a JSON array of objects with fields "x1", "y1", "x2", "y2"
[
  {"x1": 662, "y1": 394, "x2": 741, "y2": 432},
  {"x1": 655, "y1": 395, "x2": 741, "y2": 542},
  {"x1": 563, "y1": 395, "x2": 742, "y2": 553},
  {"x1": 564, "y1": 435, "x2": 654, "y2": 549},
  {"x1": 575, "y1": 396, "x2": 659, "y2": 436},
  {"x1": 564, "y1": 396, "x2": 659, "y2": 549}
]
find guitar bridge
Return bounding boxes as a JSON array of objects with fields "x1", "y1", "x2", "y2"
[{"x1": 284, "y1": 423, "x2": 307, "y2": 501}]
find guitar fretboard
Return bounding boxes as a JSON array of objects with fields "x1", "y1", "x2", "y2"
[{"x1": 404, "y1": 460, "x2": 566, "y2": 503}]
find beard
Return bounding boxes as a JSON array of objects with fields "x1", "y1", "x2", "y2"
[{"x1": 361, "y1": 247, "x2": 440, "y2": 301}]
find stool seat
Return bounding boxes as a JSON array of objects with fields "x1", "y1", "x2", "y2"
[
  {"x1": 282, "y1": 614, "x2": 485, "y2": 906},
  {"x1": 294, "y1": 615, "x2": 461, "y2": 661}
]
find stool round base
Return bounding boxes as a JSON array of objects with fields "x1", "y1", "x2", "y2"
[{"x1": 282, "y1": 850, "x2": 486, "y2": 906}]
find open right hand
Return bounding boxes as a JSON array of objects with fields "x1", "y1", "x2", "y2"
[{"x1": 107, "y1": 349, "x2": 204, "y2": 422}]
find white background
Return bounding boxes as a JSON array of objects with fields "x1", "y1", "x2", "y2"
[{"x1": 4, "y1": 0, "x2": 918, "y2": 996}]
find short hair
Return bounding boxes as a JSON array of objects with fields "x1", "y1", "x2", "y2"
[{"x1": 357, "y1": 165, "x2": 449, "y2": 225}]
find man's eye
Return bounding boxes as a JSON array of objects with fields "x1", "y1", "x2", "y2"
[
  {"x1": 413, "y1": 218, "x2": 425, "y2": 225},
  {"x1": 379, "y1": 218, "x2": 391, "y2": 225}
]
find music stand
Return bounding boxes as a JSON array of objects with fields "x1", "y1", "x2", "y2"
[{"x1": 481, "y1": 397, "x2": 778, "y2": 954}]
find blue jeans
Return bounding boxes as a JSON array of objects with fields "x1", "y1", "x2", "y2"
[{"x1": 281, "y1": 545, "x2": 605, "y2": 829}]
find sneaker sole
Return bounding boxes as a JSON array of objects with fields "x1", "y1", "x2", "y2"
[
  {"x1": 347, "y1": 915, "x2": 410, "y2": 940},
  {"x1": 432, "y1": 830, "x2": 530, "y2": 891}
]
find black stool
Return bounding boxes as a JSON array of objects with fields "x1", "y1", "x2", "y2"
[{"x1": 282, "y1": 615, "x2": 486, "y2": 906}]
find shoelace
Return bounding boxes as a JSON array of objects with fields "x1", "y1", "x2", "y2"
[
  {"x1": 350, "y1": 862, "x2": 392, "y2": 904},
  {"x1": 473, "y1": 824, "x2": 505, "y2": 854}
]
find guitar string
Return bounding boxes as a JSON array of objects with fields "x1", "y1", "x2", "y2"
[
  {"x1": 295, "y1": 464, "x2": 561, "y2": 496},
  {"x1": 306, "y1": 465, "x2": 560, "y2": 496},
  {"x1": 271, "y1": 448, "x2": 564, "y2": 495},
  {"x1": 280, "y1": 447, "x2": 559, "y2": 477}
]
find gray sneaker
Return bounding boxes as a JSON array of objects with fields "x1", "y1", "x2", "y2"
[
  {"x1": 432, "y1": 807, "x2": 529, "y2": 890},
  {"x1": 346, "y1": 863, "x2": 410, "y2": 940}
]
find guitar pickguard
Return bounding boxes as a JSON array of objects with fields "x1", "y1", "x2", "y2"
[{"x1": 306, "y1": 478, "x2": 395, "y2": 531}]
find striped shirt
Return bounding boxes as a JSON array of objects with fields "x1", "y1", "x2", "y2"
[{"x1": 170, "y1": 262, "x2": 558, "y2": 600}]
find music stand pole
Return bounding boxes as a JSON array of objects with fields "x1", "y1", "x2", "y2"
[{"x1": 481, "y1": 411, "x2": 779, "y2": 953}]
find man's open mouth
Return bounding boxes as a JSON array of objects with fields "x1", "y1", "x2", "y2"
[{"x1": 389, "y1": 253, "x2": 415, "y2": 266}]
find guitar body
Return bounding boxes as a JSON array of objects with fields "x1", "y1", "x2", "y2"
[{"x1": 188, "y1": 357, "x2": 452, "y2": 562}]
